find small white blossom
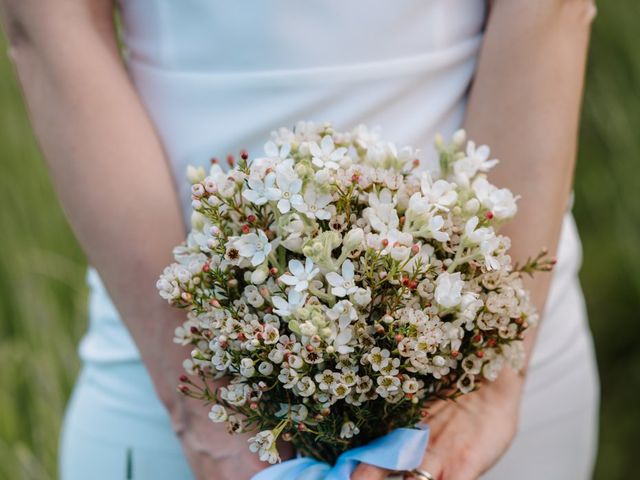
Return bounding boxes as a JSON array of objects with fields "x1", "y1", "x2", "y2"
[
  {"x1": 271, "y1": 162, "x2": 304, "y2": 213},
  {"x1": 420, "y1": 172, "x2": 458, "y2": 210},
  {"x1": 472, "y1": 177, "x2": 518, "y2": 220},
  {"x1": 435, "y1": 272, "x2": 464, "y2": 308},
  {"x1": 279, "y1": 258, "x2": 319, "y2": 292},
  {"x1": 326, "y1": 260, "x2": 358, "y2": 297},
  {"x1": 235, "y1": 230, "x2": 272, "y2": 266},
  {"x1": 242, "y1": 172, "x2": 278, "y2": 205},
  {"x1": 248, "y1": 430, "x2": 279, "y2": 464},
  {"x1": 340, "y1": 421, "x2": 360, "y2": 439},
  {"x1": 310, "y1": 135, "x2": 347, "y2": 170},
  {"x1": 295, "y1": 184, "x2": 333, "y2": 220},
  {"x1": 272, "y1": 290, "x2": 307, "y2": 317},
  {"x1": 208, "y1": 404, "x2": 228, "y2": 423}
]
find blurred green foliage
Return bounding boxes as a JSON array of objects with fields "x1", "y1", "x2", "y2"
[{"x1": 0, "y1": 2, "x2": 639, "y2": 479}]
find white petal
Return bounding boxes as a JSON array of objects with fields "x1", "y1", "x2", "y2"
[
  {"x1": 272, "y1": 296, "x2": 289, "y2": 311},
  {"x1": 289, "y1": 260, "x2": 304, "y2": 277},
  {"x1": 320, "y1": 135, "x2": 334, "y2": 152},
  {"x1": 331, "y1": 286, "x2": 347, "y2": 297},
  {"x1": 316, "y1": 210, "x2": 331, "y2": 220},
  {"x1": 277, "y1": 199, "x2": 291, "y2": 213},
  {"x1": 280, "y1": 274, "x2": 298, "y2": 286},
  {"x1": 264, "y1": 140, "x2": 278, "y2": 157},
  {"x1": 251, "y1": 252, "x2": 266, "y2": 266},
  {"x1": 325, "y1": 272, "x2": 343, "y2": 288},
  {"x1": 341, "y1": 260, "x2": 354, "y2": 280}
]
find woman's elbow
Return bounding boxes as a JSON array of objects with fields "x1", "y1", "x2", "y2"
[
  {"x1": 557, "y1": 0, "x2": 598, "y2": 26},
  {"x1": 0, "y1": 1, "x2": 32, "y2": 51}
]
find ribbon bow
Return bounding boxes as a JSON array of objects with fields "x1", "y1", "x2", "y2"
[{"x1": 251, "y1": 426, "x2": 430, "y2": 480}]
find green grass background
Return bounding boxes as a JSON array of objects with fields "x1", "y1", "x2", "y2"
[{"x1": 1, "y1": 2, "x2": 639, "y2": 479}]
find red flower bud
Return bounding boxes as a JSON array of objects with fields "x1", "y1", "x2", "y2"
[
  {"x1": 226, "y1": 154, "x2": 235, "y2": 166},
  {"x1": 240, "y1": 149, "x2": 249, "y2": 160},
  {"x1": 247, "y1": 214, "x2": 257, "y2": 223},
  {"x1": 485, "y1": 211, "x2": 494, "y2": 220}
]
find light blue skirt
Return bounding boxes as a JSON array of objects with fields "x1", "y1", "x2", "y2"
[
  {"x1": 59, "y1": 360, "x2": 194, "y2": 480},
  {"x1": 58, "y1": 268, "x2": 195, "y2": 479}
]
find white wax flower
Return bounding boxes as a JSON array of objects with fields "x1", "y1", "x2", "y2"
[
  {"x1": 264, "y1": 139, "x2": 292, "y2": 161},
  {"x1": 420, "y1": 172, "x2": 458, "y2": 211},
  {"x1": 235, "y1": 230, "x2": 272, "y2": 266},
  {"x1": 295, "y1": 184, "x2": 333, "y2": 220},
  {"x1": 242, "y1": 172, "x2": 277, "y2": 205},
  {"x1": 309, "y1": 134, "x2": 347, "y2": 170},
  {"x1": 279, "y1": 258, "x2": 319, "y2": 292},
  {"x1": 472, "y1": 177, "x2": 518, "y2": 219},
  {"x1": 435, "y1": 271, "x2": 464, "y2": 308},
  {"x1": 271, "y1": 161, "x2": 304, "y2": 214},
  {"x1": 326, "y1": 260, "x2": 358, "y2": 297},
  {"x1": 208, "y1": 404, "x2": 228, "y2": 423},
  {"x1": 272, "y1": 290, "x2": 307, "y2": 317}
]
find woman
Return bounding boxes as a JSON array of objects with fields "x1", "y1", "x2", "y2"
[{"x1": 0, "y1": 0, "x2": 599, "y2": 479}]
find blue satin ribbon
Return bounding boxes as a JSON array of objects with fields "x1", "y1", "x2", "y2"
[{"x1": 251, "y1": 426, "x2": 430, "y2": 480}]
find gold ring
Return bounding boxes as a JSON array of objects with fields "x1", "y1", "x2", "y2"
[{"x1": 410, "y1": 468, "x2": 435, "y2": 480}]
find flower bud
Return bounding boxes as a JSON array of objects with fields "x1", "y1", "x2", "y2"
[
  {"x1": 343, "y1": 227, "x2": 364, "y2": 251},
  {"x1": 191, "y1": 183, "x2": 205, "y2": 197},
  {"x1": 186, "y1": 165, "x2": 206, "y2": 184},
  {"x1": 452, "y1": 129, "x2": 466, "y2": 147},
  {"x1": 464, "y1": 198, "x2": 480, "y2": 215}
]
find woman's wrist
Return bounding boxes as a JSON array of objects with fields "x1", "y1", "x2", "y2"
[{"x1": 487, "y1": 365, "x2": 526, "y2": 405}]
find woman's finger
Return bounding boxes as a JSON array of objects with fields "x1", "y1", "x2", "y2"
[
  {"x1": 350, "y1": 463, "x2": 390, "y2": 480},
  {"x1": 415, "y1": 447, "x2": 445, "y2": 480}
]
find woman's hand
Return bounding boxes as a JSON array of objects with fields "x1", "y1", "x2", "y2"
[
  {"x1": 351, "y1": 368, "x2": 524, "y2": 480},
  {"x1": 173, "y1": 400, "x2": 295, "y2": 479},
  {"x1": 0, "y1": 2, "x2": 288, "y2": 478}
]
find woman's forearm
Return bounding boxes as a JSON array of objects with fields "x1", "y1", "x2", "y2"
[
  {"x1": 1, "y1": 2, "x2": 283, "y2": 472},
  {"x1": 1, "y1": 0, "x2": 188, "y2": 412},
  {"x1": 464, "y1": 0, "x2": 596, "y2": 369}
]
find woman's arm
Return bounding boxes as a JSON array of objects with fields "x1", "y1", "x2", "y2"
[
  {"x1": 465, "y1": 0, "x2": 597, "y2": 366},
  {"x1": 354, "y1": 0, "x2": 596, "y2": 478},
  {"x1": 0, "y1": 1, "x2": 267, "y2": 477}
]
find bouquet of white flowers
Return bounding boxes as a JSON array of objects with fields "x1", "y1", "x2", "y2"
[{"x1": 157, "y1": 121, "x2": 552, "y2": 469}]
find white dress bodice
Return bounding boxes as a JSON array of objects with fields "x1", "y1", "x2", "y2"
[{"x1": 80, "y1": 0, "x2": 582, "y2": 373}]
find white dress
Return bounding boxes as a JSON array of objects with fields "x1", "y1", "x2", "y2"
[{"x1": 59, "y1": 1, "x2": 600, "y2": 478}]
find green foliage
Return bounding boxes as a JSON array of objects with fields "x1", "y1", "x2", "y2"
[
  {"x1": 0, "y1": 1, "x2": 639, "y2": 477},
  {"x1": 574, "y1": 1, "x2": 640, "y2": 478},
  {"x1": 0, "y1": 38, "x2": 87, "y2": 479}
]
